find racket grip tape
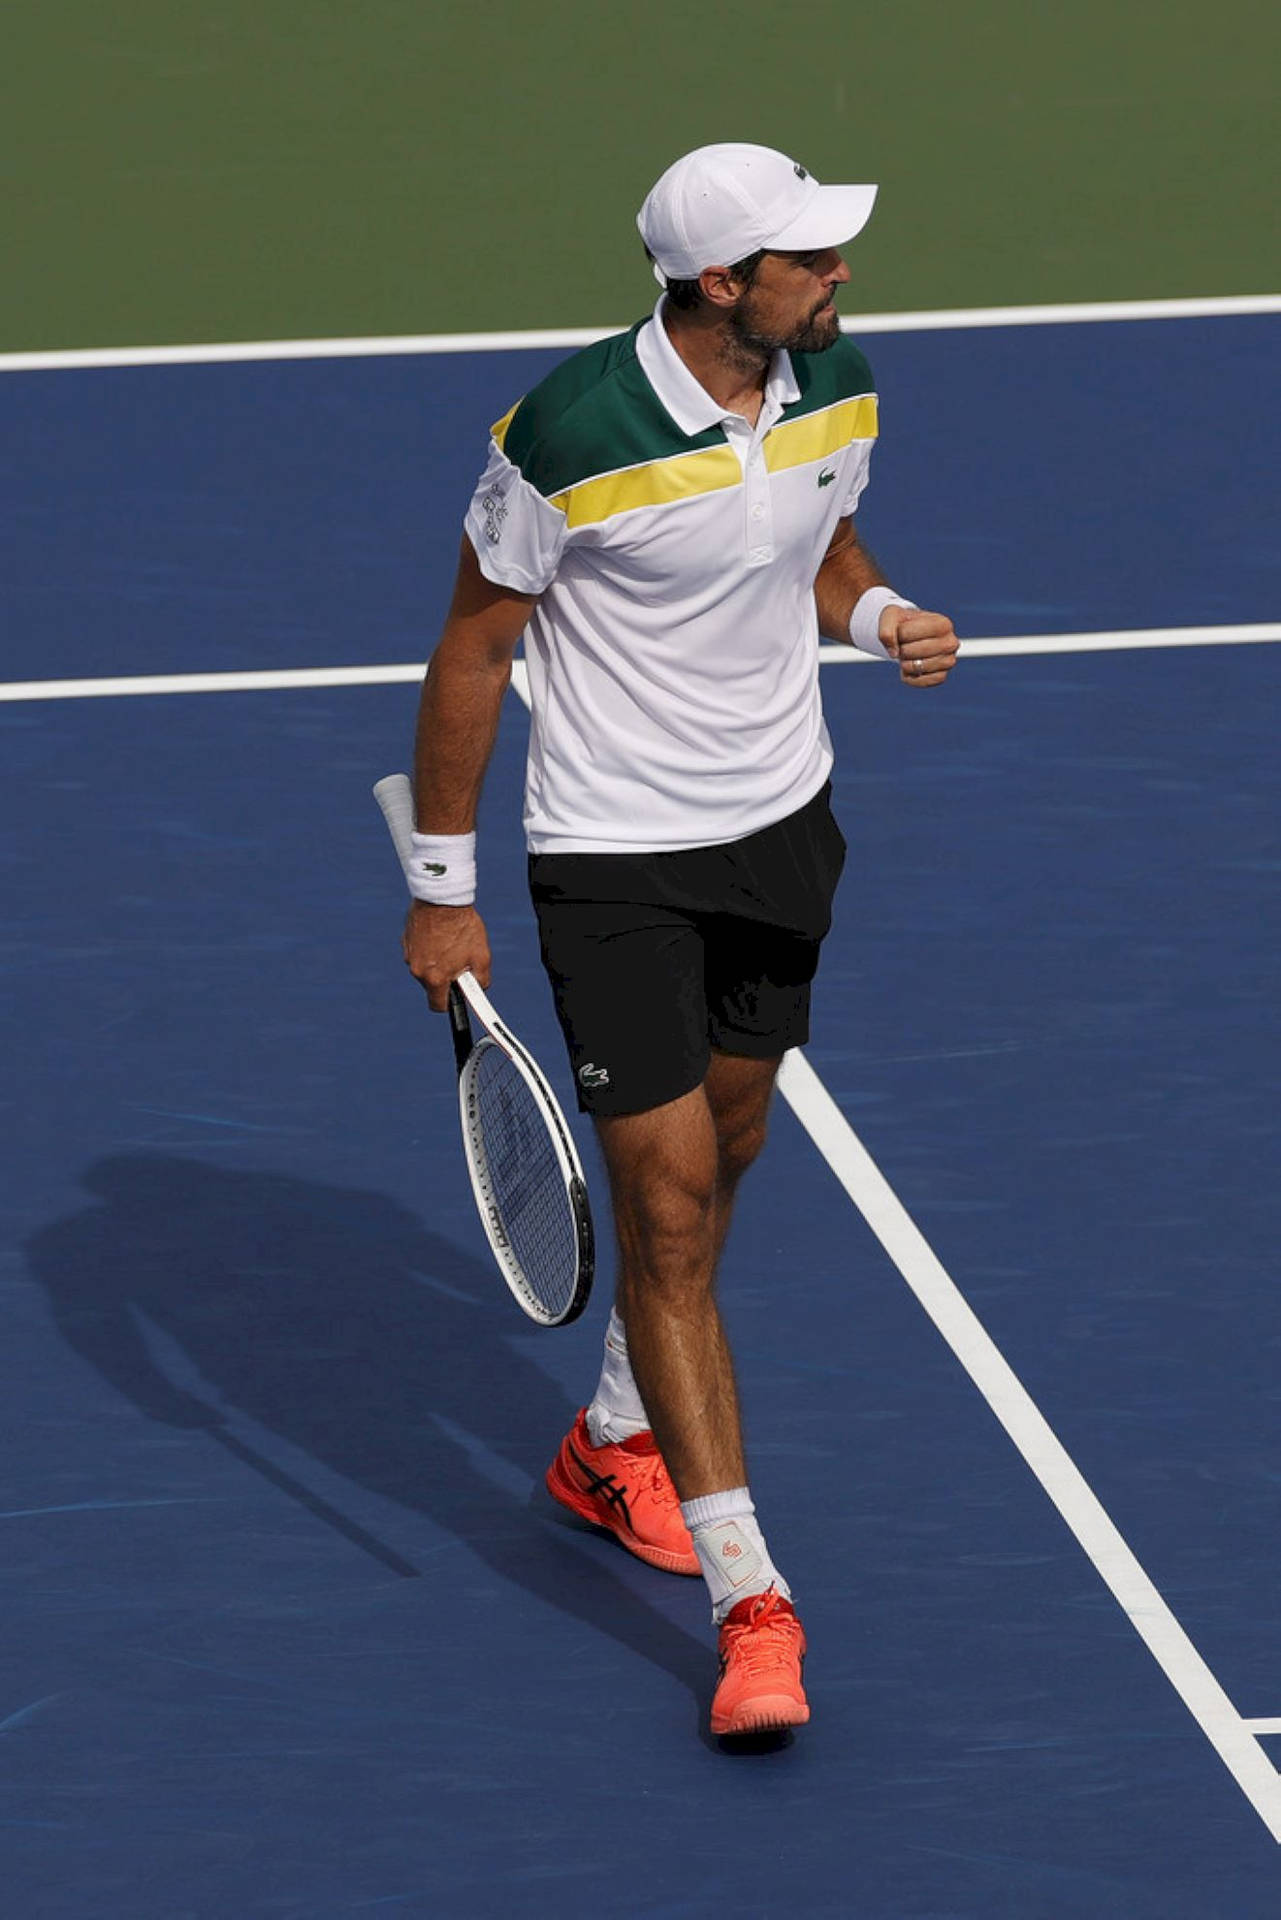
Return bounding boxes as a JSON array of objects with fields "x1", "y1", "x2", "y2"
[{"x1": 373, "y1": 772, "x2": 417, "y2": 878}]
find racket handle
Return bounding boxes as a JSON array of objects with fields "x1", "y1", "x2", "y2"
[
  {"x1": 373, "y1": 772, "x2": 417, "y2": 876},
  {"x1": 447, "y1": 979, "x2": 473, "y2": 1073}
]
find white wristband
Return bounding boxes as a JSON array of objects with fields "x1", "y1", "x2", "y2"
[
  {"x1": 406, "y1": 830, "x2": 477, "y2": 906},
  {"x1": 849, "y1": 585, "x2": 918, "y2": 659}
]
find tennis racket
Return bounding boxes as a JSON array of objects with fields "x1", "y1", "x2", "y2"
[{"x1": 373, "y1": 773, "x2": 594, "y2": 1327}]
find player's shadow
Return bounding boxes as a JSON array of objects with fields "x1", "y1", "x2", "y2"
[{"x1": 25, "y1": 1153, "x2": 710, "y2": 1707}]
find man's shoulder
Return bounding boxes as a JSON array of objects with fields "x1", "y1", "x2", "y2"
[
  {"x1": 787, "y1": 334, "x2": 876, "y2": 417},
  {"x1": 493, "y1": 321, "x2": 703, "y2": 500}
]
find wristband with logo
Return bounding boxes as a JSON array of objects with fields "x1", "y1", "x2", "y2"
[{"x1": 406, "y1": 830, "x2": 476, "y2": 906}]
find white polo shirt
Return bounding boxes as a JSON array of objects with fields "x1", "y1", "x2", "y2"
[{"x1": 463, "y1": 299, "x2": 879, "y2": 853}]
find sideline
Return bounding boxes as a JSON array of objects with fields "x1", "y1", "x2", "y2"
[{"x1": 776, "y1": 1050, "x2": 1281, "y2": 1845}]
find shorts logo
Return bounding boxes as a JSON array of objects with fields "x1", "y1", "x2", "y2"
[
  {"x1": 480, "y1": 488, "x2": 508, "y2": 545},
  {"x1": 817, "y1": 468, "x2": 836, "y2": 488},
  {"x1": 577, "y1": 1061, "x2": 610, "y2": 1089}
]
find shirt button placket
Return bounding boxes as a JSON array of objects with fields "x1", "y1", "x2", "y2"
[{"x1": 746, "y1": 440, "x2": 772, "y2": 565}]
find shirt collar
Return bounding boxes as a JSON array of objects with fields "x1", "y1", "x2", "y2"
[{"x1": 636, "y1": 297, "x2": 802, "y2": 437}]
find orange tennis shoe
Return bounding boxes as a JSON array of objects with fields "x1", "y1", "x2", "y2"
[
  {"x1": 545, "y1": 1409, "x2": 700, "y2": 1575},
  {"x1": 710, "y1": 1587, "x2": 810, "y2": 1736}
]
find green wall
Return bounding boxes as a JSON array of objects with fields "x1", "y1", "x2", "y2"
[{"x1": 7, "y1": 0, "x2": 1278, "y2": 349}]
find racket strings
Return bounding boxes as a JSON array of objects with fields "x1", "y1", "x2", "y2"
[{"x1": 468, "y1": 1045, "x2": 579, "y2": 1319}]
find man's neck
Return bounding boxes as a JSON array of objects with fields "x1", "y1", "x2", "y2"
[{"x1": 661, "y1": 304, "x2": 770, "y2": 425}]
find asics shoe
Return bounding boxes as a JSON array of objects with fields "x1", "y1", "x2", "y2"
[
  {"x1": 545, "y1": 1409, "x2": 699, "y2": 1575},
  {"x1": 710, "y1": 1587, "x2": 809, "y2": 1736}
]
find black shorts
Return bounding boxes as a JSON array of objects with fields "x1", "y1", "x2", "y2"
[{"x1": 528, "y1": 783, "x2": 846, "y2": 1117}]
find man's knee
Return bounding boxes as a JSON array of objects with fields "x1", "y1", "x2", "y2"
[
  {"x1": 615, "y1": 1158, "x2": 716, "y2": 1245},
  {"x1": 712, "y1": 1102, "x2": 763, "y2": 1177},
  {"x1": 707, "y1": 1056, "x2": 778, "y2": 1185}
]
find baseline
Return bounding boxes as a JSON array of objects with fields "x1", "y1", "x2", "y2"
[
  {"x1": 2, "y1": 295, "x2": 1278, "y2": 373},
  {"x1": 2, "y1": 623, "x2": 1277, "y2": 705}
]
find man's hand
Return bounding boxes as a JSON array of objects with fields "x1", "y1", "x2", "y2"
[
  {"x1": 880, "y1": 606, "x2": 960, "y2": 688},
  {"x1": 402, "y1": 901, "x2": 492, "y2": 1011}
]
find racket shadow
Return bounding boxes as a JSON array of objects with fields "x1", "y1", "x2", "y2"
[{"x1": 24, "y1": 1153, "x2": 709, "y2": 1703}]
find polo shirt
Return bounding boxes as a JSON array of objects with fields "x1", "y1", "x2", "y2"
[{"x1": 462, "y1": 298, "x2": 879, "y2": 854}]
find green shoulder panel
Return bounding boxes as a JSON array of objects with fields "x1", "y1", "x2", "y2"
[
  {"x1": 784, "y1": 335, "x2": 876, "y2": 420},
  {"x1": 498, "y1": 320, "x2": 725, "y2": 498}
]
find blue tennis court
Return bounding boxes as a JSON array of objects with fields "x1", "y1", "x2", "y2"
[{"x1": 3, "y1": 314, "x2": 1279, "y2": 1915}]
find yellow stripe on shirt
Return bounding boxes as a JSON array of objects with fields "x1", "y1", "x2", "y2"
[
  {"x1": 548, "y1": 443, "x2": 742, "y2": 529},
  {"x1": 763, "y1": 395, "x2": 879, "y2": 475}
]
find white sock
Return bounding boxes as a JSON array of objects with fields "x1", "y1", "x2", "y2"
[
  {"x1": 680, "y1": 1487, "x2": 791, "y2": 1623},
  {"x1": 585, "y1": 1307, "x2": 651, "y2": 1447}
]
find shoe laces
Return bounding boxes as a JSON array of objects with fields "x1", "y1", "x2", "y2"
[
  {"x1": 722, "y1": 1588, "x2": 796, "y2": 1665},
  {"x1": 625, "y1": 1441, "x2": 682, "y2": 1512}
]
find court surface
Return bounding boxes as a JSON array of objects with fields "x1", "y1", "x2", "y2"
[{"x1": 3, "y1": 311, "x2": 1279, "y2": 1916}]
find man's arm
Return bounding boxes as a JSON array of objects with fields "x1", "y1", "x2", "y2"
[
  {"x1": 403, "y1": 536, "x2": 538, "y2": 1010},
  {"x1": 815, "y1": 518, "x2": 959, "y2": 689}
]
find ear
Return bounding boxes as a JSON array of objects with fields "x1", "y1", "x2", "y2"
[{"x1": 696, "y1": 263, "x2": 745, "y2": 310}]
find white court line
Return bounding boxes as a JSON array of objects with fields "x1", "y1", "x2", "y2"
[
  {"x1": 820, "y1": 622, "x2": 1281, "y2": 663},
  {"x1": 2, "y1": 623, "x2": 1277, "y2": 704},
  {"x1": 0, "y1": 663, "x2": 427, "y2": 703},
  {"x1": 775, "y1": 1049, "x2": 1281, "y2": 1843},
  {"x1": 1, "y1": 294, "x2": 1278, "y2": 372}
]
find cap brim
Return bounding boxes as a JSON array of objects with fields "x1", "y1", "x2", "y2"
[{"x1": 765, "y1": 182, "x2": 878, "y2": 253}]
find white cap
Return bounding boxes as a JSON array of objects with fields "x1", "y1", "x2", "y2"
[{"x1": 637, "y1": 143, "x2": 878, "y2": 284}]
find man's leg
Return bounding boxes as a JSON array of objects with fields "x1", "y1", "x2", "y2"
[
  {"x1": 549, "y1": 1052, "x2": 776, "y2": 1575},
  {"x1": 595, "y1": 1050, "x2": 776, "y2": 1497},
  {"x1": 595, "y1": 1049, "x2": 808, "y2": 1732}
]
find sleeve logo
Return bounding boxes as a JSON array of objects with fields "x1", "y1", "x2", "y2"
[{"x1": 480, "y1": 488, "x2": 508, "y2": 545}]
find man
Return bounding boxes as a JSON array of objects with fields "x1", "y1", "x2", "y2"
[{"x1": 401, "y1": 144, "x2": 959, "y2": 1736}]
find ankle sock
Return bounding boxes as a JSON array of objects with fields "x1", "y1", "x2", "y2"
[
  {"x1": 679, "y1": 1487, "x2": 791, "y2": 1622},
  {"x1": 585, "y1": 1307, "x2": 651, "y2": 1447}
]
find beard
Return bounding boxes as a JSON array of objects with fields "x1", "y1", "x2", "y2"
[{"x1": 724, "y1": 293, "x2": 842, "y2": 366}]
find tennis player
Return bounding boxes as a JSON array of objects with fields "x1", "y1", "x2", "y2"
[{"x1": 402, "y1": 143, "x2": 959, "y2": 1736}]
